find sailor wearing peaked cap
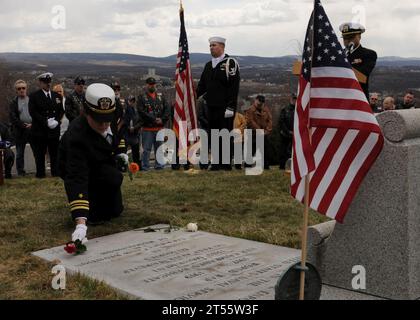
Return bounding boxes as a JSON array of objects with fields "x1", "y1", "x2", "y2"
[
  {"x1": 37, "y1": 72, "x2": 54, "y2": 82},
  {"x1": 84, "y1": 83, "x2": 116, "y2": 122},
  {"x1": 29, "y1": 72, "x2": 64, "y2": 178},
  {"x1": 339, "y1": 22, "x2": 377, "y2": 100},
  {"x1": 339, "y1": 22, "x2": 366, "y2": 37},
  {"x1": 59, "y1": 83, "x2": 129, "y2": 243}
]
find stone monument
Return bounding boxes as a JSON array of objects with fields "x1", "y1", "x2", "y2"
[
  {"x1": 33, "y1": 225, "x2": 302, "y2": 300},
  {"x1": 307, "y1": 109, "x2": 420, "y2": 300}
]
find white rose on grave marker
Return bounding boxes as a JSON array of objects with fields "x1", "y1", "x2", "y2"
[{"x1": 187, "y1": 223, "x2": 198, "y2": 232}]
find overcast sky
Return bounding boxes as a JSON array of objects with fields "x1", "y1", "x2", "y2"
[{"x1": 0, "y1": 0, "x2": 419, "y2": 58}]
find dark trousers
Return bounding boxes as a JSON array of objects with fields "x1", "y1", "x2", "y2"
[
  {"x1": 129, "y1": 143, "x2": 140, "y2": 166},
  {"x1": 208, "y1": 107, "x2": 234, "y2": 170},
  {"x1": 32, "y1": 135, "x2": 60, "y2": 178},
  {"x1": 279, "y1": 135, "x2": 293, "y2": 170},
  {"x1": 2, "y1": 149, "x2": 15, "y2": 176},
  {"x1": 88, "y1": 165, "x2": 124, "y2": 222}
]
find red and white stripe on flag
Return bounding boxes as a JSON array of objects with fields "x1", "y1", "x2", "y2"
[
  {"x1": 174, "y1": 8, "x2": 198, "y2": 152},
  {"x1": 291, "y1": 0, "x2": 384, "y2": 223}
]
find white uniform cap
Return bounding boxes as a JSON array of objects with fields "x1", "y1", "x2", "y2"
[
  {"x1": 209, "y1": 36, "x2": 226, "y2": 45},
  {"x1": 339, "y1": 22, "x2": 366, "y2": 35},
  {"x1": 85, "y1": 83, "x2": 116, "y2": 107},
  {"x1": 37, "y1": 72, "x2": 54, "y2": 81}
]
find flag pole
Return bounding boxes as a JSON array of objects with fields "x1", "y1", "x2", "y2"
[{"x1": 299, "y1": 1, "x2": 316, "y2": 301}]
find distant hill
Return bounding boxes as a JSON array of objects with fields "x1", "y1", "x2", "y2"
[
  {"x1": 1, "y1": 52, "x2": 420, "y2": 70},
  {"x1": 0, "y1": 52, "x2": 298, "y2": 69}
]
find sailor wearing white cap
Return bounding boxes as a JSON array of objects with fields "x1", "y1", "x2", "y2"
[
  {"x1": 29, "y1": 72, "x2": 64, "y2": 178},
  {"x1": 36, "y1": 72, "x2": 54, "y2": 82},
  {"x1": 339, "y1": 22, "x2": 366, "y2": 37},
  {"x1": 197, "y1": 36, "x2": 241, "y2": 171},
  {"x1": 59, "y1": 83, "x2": 128, "y2": 242},
  {"x1": 339, "y1": 22, "x2": 377, "y2": 99}
]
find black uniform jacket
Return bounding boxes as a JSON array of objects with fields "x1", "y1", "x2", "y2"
[
  {"x1": 349, "y1": 45, "x2": 377, "y2": 98},
  {"x1": 58, "y1": 116, "x2": 127, "y2": 220},
  {"x1": 28, "y1": 89, "x2": 64, "y2": 138},
  {"x1": 196, "y1": 54, "x2": 241, "y2": 111}
]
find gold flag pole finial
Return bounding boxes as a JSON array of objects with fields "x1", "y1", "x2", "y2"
[{"x1": 180, "y1": 0, "x2": 184, "y2": 12}]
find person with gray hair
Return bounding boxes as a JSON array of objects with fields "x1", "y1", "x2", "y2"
[
  {"x1": 9, "y1": 79, "x2": 34, "y2": 176},
  {"x1": 383, "y1": 96, "x2": 396, "y2": 111},
  {"x1": 369, "y1": 93, "x2": 382, "y2": 113}
]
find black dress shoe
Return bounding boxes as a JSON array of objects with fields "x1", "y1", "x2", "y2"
[{"x1": 5, "y1": 173, "x2": 12, "y2": 179}]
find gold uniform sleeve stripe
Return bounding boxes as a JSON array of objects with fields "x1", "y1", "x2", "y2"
[
  {"x1": 70, "y1": 200, "x2": 89, "y2": 206},
  {"x1": 70, "y1": 204, "x2": 89, "y2": 209},
  {"x1": 70, "y1": 206, "x2": 90, "y2": 212}
]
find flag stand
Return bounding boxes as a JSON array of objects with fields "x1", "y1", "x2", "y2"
[
  {"x1": 299, "y1": 176, "x2": 311, "y2": 300},
  {"x1": 298, "y1": 1, "x2": 316, "y2": 301}
]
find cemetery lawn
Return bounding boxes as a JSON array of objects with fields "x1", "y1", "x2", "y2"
[{"x1": 0, "y1": 169, "x2": 329, "y2": 300}]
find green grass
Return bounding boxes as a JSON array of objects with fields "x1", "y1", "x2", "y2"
[{"x1": 0, "y1": 169, "x2": 328, "y2": 300}]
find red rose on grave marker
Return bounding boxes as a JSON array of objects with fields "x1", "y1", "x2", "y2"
[
  {"x1": 64, "y1": 240, "x2": 87, "y2": 255},
  {"x1": 64, "y1": 243, "x2": 76, "y2": 254}
]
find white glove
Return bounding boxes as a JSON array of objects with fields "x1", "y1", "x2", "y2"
[
  {"x1": 72, "y1": 224, "x2": 88, "y2": 244},
  {"x1": 117, "y1": 153, "x2": 129, "y2": 165},
  {"x1": 224, "y1": 109, "x2": 234, "y2": 119},
  {"x1": 47, "y1": 118, "x2": 59, "y2": 129}
]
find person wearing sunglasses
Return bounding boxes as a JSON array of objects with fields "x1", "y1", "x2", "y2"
[
  {"x1": 9, "y1": 80, "x2": 33, "y2": 176},
  {"x1": 369, "y1": 93, "x2": 382, "y2": 113}
]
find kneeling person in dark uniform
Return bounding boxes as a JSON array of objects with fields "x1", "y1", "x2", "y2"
[{"x1": 59, "y1": 83, "x2": 129, "y2": 242}]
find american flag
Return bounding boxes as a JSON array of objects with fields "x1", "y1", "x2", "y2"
[
  {"x1": 174, "y1": 7, "x2": 198, "y2": 153},
  {"x1": 291, "y1": 0, "x2": 384, "y2": 223}
]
